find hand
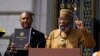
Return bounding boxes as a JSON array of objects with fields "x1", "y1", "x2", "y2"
[
  {"x1": 10, "y1": 43, "x2": 16, "y2": 53},
  {"x1": 75, "y1": 18, "x2": 84, "y2": 29},
  {"x1": 24, "y1": 43, "x2": 31, "y2": 50}
]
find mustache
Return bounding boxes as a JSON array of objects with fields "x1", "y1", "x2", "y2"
[{"x1": 59, "y1": 24, "x2": 72, "y2": 31}]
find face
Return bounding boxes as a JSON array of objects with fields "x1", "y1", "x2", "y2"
[
  {"x1": 58, "y1": 14, "x2": 72, "y2": 31},
  {"x1": 20, "y1": 12, "x2": 33, "y2": 29}
]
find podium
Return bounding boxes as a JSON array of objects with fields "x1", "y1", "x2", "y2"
[{"x1": 28, "y1": 48, "x2": 82, "y2": 56}]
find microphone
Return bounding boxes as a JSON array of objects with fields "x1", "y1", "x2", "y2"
[
  {"x1": 36, "y1": 32, "x2": 62, "y2": 48},
  {"x1": 36, "y1": 39, "x2": 46, "y2": 48}
]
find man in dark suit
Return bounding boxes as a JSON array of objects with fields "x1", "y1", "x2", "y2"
[{"x1": 4, "y1": 11, "x2": 46, "y2": 56}]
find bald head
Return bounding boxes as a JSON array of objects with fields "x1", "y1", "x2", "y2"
[
  {"x1": 20, "y1": 11, "x2": 34, "y2": 18},
  {"x1": 19, "y1": 11, "x2": 33, "y2": 29}
]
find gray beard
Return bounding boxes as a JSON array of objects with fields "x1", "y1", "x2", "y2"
[{"x1": 59, "y1": 24, "x2": 72, "y2": 32}]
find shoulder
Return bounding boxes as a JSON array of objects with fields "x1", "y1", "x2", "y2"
[
  {"x1": 69, "y1": 28, "x2": 79, "y2": 35},
  {"x1": 31, "y1": 28, "x2": 44, "y2": 35},
  {"x1": 49, "y1": 29, "x2": 60, "y2": 34},
  {"x1": 49, "y1": 29, "x2": 60, "y2": 37}
]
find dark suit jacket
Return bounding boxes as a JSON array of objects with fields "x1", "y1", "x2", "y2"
[{"x1": 4, "y1": 28, "x2": 46, "y2": 56}]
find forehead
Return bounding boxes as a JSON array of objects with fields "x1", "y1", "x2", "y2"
[
  {"x1": 60, "y1": 14, "x2": 72, "y2": 18},
  {"x1": 20, "y1": 12, "x2": 32, "y2": 18}
]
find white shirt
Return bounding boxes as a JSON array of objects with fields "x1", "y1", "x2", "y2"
[{"x1": 92, "y1": 52, "x2": 98, "y2": 56}]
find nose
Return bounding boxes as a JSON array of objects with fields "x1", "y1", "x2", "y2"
[
  {"x1": 23, "y1": 18, "x2": 27, "y2": 22},
  {"x1": 60, "y1": 19, "x2": 65, "y2": 23}
]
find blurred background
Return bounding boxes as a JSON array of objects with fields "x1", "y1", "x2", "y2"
[{"x1": 0, "y1": 0, "x2": 100, "y2": 56}]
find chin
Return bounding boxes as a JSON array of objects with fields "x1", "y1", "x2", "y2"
[
  {"x1": 59, "y1": 26, "x2": 66, "y2": 31},
  {"x1": 59, "y1": 26, "x2": 70, "y2": 32},
  {"x1": 23, "y1": 27, "x2": 29, "y2": 29}
]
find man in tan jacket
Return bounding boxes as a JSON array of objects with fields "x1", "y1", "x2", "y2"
[{"x1": 46, "y1": 9, "x2": 96, "y2": 48}]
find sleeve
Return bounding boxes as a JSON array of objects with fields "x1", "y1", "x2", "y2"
[
  {"x1": 4, "y1": 42, "x2": 12, "y2": 56},
  {"x1": 78, "y1": 28, "x2": 96, "y2": 48},
  {"x1": 4, "y1": 34, "x2": 15, "y2": 56}
]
